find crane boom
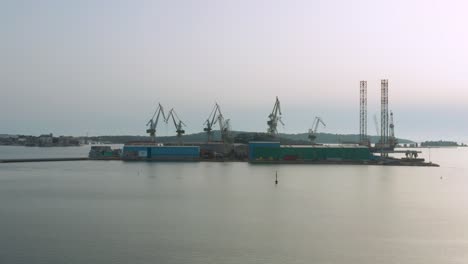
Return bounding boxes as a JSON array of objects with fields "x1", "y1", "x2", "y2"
[
  {"x1": 313, "y1": 117, "x2": 326, "y2": 133},
  {"x1": 389, "y1": 111, "x2": 395, "y2": 138},
  {"x1": 203, "y1": 103, "x2": 221, "y2": 142},
  {"x1": 146, "y1": 103, "x2": 166, "y2": 142},
  {"x1": 389, "y1": 111, "x2": 397, "y2": 148},
  {"x1": 217, "y1": 113, "x2": 232, "y2": 144},
  {"x1": 203, "y1": 103, "x2": 232, "y2": 143},
  {"x1": 308, "y1": 117, "x2": 326, "y2": 144},
  {"x1": 165, "y1": 108, "x2": 186, "y2": 144},
  {"x1": 267, "y1": 97, "x2": 283, "y2": 136}
]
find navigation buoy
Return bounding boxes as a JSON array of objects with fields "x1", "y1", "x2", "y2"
[{"x1": 275, "y1": 171, "x2": 278, "y2": 185}]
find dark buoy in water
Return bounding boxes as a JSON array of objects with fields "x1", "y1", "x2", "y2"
[{"x1": 275, "y1": 171, "x2": 278, "y2": 185}]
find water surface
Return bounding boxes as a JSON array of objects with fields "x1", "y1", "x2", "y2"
[{"x1": 1, "y1": 146, "x2": 467, "y2": 264}]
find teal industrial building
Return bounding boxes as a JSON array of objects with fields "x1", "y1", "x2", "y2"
[{"x1": 248, "y1": 141, "x2": 375, "y2": 163}]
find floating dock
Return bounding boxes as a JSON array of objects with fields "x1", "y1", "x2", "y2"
[{"x1": 248, "y1": 141, "x2": 439, "y2": 167}]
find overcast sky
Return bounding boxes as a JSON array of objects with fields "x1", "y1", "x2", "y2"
[{"x1": 1, "y1": 0, "x2": 467, "y2": 142}]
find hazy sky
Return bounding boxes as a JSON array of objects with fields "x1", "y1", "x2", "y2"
[{"x1": 1, "y1": 0, "x2": 467, "y2": 142}]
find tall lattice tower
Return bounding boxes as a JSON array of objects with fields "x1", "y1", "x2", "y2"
[
  {"x1": 359, "y1": 81, "x2": 368, "y2": 144},
  {"x1": 380, "y1": 79, "x2": 389, "y2": 146}
]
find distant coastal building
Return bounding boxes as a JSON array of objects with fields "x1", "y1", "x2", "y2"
[
  {"x1": 0, "y1": 133, "x2": 81, "y2": 147},
  {"x1": 38, "y1": 134, "x2": 54, "y2": 146}
]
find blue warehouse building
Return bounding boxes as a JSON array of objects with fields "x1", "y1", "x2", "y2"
[{"x1": 122, "y1": 143, "x2": 200, "y2": 161}]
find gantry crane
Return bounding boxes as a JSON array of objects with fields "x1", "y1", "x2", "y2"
[
  {"x1": 203, "y1": 103, "x2": 232, "y2": 143},
  {"x1": 217, "y1": 112, "x2": 232, "y2": 144},
  {"x1": 146, "y1": 103, "x2": 166, "y2": 142},
  {"x1": 308, "y1": 117, "x2": 326, "y2": 144},
  {"x1": 203, "y1": 103, "x2": 221, "y2": 142},
  {"x1": 165, "y1": 108, "x2": 186, "y2": 145},
  {"x1": 267, "y1": 97, "x2": 283, "y2": 136},
  {"x1": 389, "y1": 111, "x2": 397, "y2": 148}
]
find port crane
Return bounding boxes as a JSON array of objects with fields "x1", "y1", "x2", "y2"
[
  {"x1": 389, "y1": 111, "x2": 394, "y2": 139},
  {"x1": 267, "y1": 97, "x2": 283, "y2": 136},
  {"x1": 373, "y1": 111, "x2": 398, "y2": 153},
  {"x1": 203, "y1": 103, "x2": 233, "y2": 143},
  {"x1": 308, "y1": 117, "x2": 326, "y2": 144},
  {"x1": 203, "y1": 103, "x2": 221, "y2": 142},
  {"x1": 146, "y1": 103, "x2": 166, "y2": 142},
  {"x1": 165, "y1": 108, "x2": 186, "y2": 145},
  {"x1": 389, "y1": 111, "x2": 397, "y2": 148},
  {"x1": 217, "y1": 112, "x2": 232, "y2": 144}
]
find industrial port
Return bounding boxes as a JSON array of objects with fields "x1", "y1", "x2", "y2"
[
  {"x1": 0, "y1": 79, "x2": 437, "y2": 167},
  {"x1": 83, "y1": 79, "x2": 438, "y2": 167},
  {"x1": 0, "y1": 79, "x2": 439, "y2": 167}
]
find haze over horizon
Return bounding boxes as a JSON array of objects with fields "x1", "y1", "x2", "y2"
[{"x1": 1, "y1": 0, "x2": 467, "y2": 143}]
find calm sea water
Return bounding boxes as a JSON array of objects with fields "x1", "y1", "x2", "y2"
[{"x1": 1, "y1": 146, "x2": 468, "y2": 264}]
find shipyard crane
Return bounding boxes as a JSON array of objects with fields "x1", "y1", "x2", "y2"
[
  {"x1": 203, "y1": 103, "x2": 221, "y2": 142},
  {"x1": 389, "y1": 111, "x2": 397, "y2": 148},
  {"x1": 203, "y1": 103, "x2": 233, "y2": 143},
  {"x1": 389, "y1": 111, "x2": 395, "y2": 139},
  {"x1": 146, "y1": 103, "x2": 166, "y2": 142},
  {"x1": 165, "y1": 108, "x2": 186, "y2": 145},
  {"x1": 308, "y1": 117, "x2": 326, "y2": 144},
  {"x1": 217, "y1": 112, "x2": 233, "y2": 144},
  {"x1": 267, "y1": 97, "x2": 284, "y2": 136}
]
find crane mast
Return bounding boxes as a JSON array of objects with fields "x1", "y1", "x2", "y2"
[
  {"x1": 203, "y1": 103, "x2": 232, "y2": 143},
  {"x1": 165, "y1": 108, "x2": 186, "y2": 145},
  {"x1": 146, "y1": 103, "x2": 166, "y2": 142},
  {"x1": 308, "y1": 117, "x2": 326, "y2": 144},
  {"x1": 389, "y1": 111, "x2": 397, "y2": 148},
  {"x1": 203, "y1": 103, "x2": 221, "y2": 142},
  {"x1": 267, "y1": 97, "x2": 283, "y2": 136},
  {"x1": 389, "y1": 111, "x2": 394, "y2": 138},
  {"x1": 217, "y1": 113, "x2": 232, "y2": 144}
]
